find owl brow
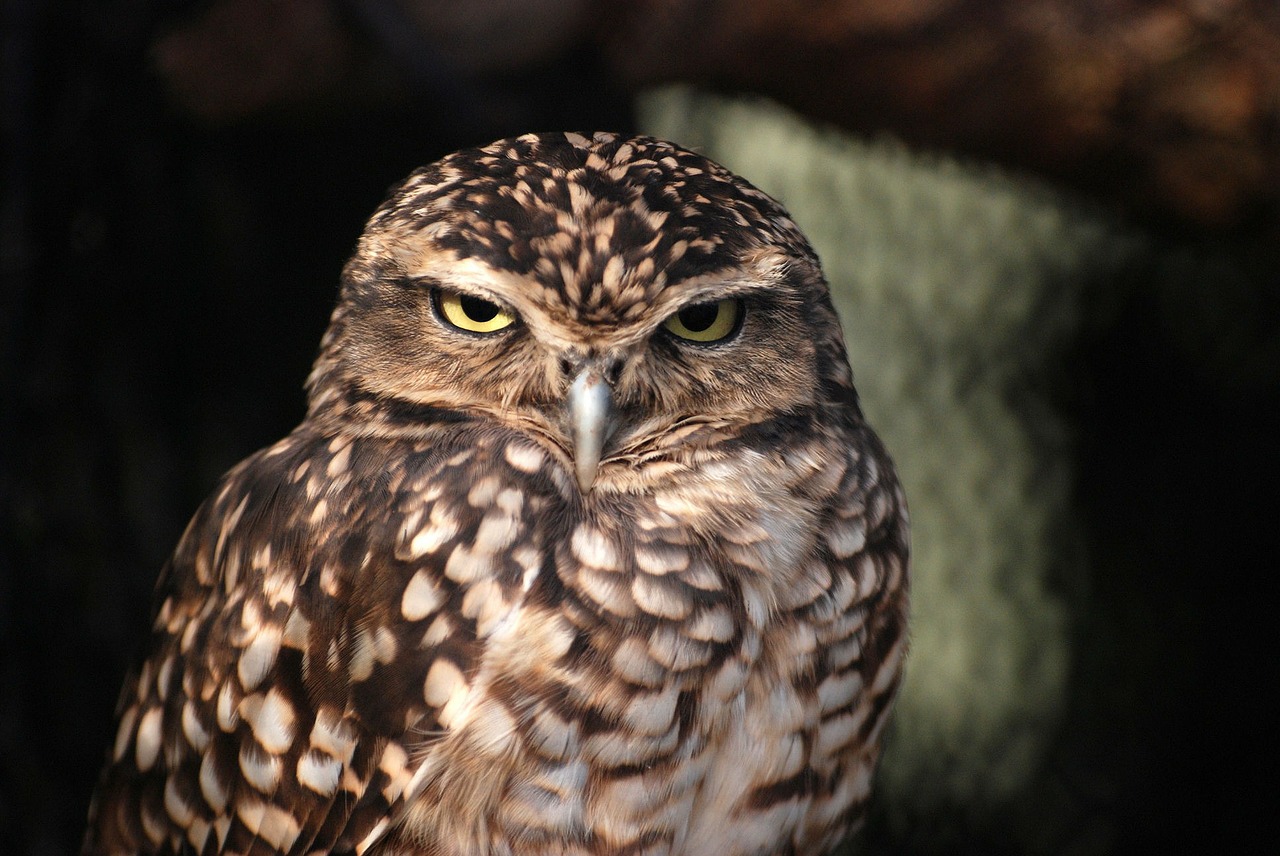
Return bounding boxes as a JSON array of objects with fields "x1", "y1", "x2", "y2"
[
  {"x1": 406, "y1": 274, "x2": 514, "y2": 309},
  {"x1": 681, "y1": 280, "x2": 768, "y2": 302},
  {"x1": 659, "y1": 273, "x2": 795, "y2": 314}
]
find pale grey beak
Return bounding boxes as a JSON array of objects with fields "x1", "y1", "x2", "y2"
[{"x1": 568, "y1": 366, "x2": 617, "y2": 492}]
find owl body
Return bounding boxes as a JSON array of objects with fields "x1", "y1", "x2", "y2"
[{"x1": 85, "y1": 133, "x2": 907, "y2": 856}]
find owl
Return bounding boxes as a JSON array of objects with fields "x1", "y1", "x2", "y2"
[{"x1": 83, "y1": 132, "x2": 908, "y2": 856}]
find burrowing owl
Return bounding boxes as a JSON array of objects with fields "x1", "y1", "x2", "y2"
[{"x1": 83, "y1": 132, "x2": 908, "y2": 856}]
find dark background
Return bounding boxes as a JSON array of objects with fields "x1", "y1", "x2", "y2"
[{"x1": 2, "y1": 2, "x2": 1277, "y2": 854}]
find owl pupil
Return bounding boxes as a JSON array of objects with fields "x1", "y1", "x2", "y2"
[
  {"x1": 679, "y1": 303, "x2": 718, "y2": 332},
  {"x1": 461, "y1": 295, "x2": 500, "y2": 323}
]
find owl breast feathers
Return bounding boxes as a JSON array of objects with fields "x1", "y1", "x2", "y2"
[{"x1": 84, "y1": 132, "x2": 908, "y2": 856}]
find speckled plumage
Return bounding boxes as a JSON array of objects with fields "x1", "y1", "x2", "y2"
[{"x1": 83, "y1": 132, "x2": 909, "y2": 856}]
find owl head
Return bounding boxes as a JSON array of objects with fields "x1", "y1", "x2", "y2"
[{"x1": 306, "y1": 132, "x2": 860, "y2": 492}]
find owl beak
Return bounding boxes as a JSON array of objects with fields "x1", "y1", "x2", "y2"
[{"x1": 568, "y1": 366, "x2": 617, "y2": 492}]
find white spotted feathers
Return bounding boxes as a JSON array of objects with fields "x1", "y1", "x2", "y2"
[{"x1": 83, "y1": 132, "x2": 908, "y2": 856}]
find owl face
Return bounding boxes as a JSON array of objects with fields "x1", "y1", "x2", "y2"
[{"x1": 310, "y1": 132, "x2": 855, "y2": 492}]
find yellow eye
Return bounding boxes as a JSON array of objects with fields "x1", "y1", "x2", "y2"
[
  {"x1": 435, "y1": 290, "x2": 516, "y2": 334},
  {"x1": 662, "y1": 299, "x2": 742, "y2": 343}
]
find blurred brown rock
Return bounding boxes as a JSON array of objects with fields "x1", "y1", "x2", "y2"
[
  {"x1": 599, "y1": 0, "x2": 1280, "y2": 234},
  {"x1": 150, "y1": 1, "x2": 1280, "y2": 230}
]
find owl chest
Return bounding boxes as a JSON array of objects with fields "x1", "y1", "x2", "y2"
[
  {"x1": 398, "y1": 534, "x2": 824, "y2": 854},
  {"x1": 510, "y1": 625, "x2": 819, "y2": 856},
  {"x1": 388, "y1": 453, "x2": 830, "y2": 853}
]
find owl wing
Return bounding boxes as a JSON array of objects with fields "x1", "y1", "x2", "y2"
[
  {"x1": 85, "y1": 426, "x2": 544, "y2": 856},
  {"x1": 794, "y1": 425, "x2": 910, "y2": 851}
]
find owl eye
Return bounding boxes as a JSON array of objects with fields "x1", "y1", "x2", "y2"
[
  {"x1": 662, "y1": 298, "x2": 742, "y2": 343},
  {"x1": 434, "y1": 289, "x2": 516, "y2": 334}
]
